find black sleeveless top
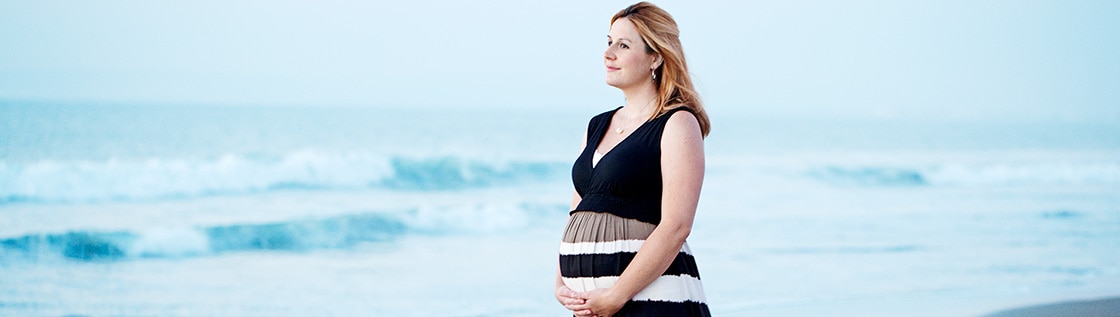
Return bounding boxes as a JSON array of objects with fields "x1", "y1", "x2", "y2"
[{"x1": 571, "y1": 107, "x2": 690, "y2": 225}]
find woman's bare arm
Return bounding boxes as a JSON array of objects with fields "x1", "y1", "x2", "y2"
[{"x1": 575, "y1": 110, "x2": 704, "y2": 316}]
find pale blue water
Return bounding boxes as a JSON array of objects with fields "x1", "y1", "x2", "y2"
[{"x1": 1, "y1": 101, "x2": 1119, "y2": 316}]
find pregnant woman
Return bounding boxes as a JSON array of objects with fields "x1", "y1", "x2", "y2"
[{"x1": 554, "y1": 2, "x2": 712, "y2": 317}]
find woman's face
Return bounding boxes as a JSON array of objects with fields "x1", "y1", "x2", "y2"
[{"x1": 604, "y1": 17, "x2": 660, "y2": 90}]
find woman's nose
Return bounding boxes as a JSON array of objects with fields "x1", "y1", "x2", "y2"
[{"x1": 603, "y1": 47, "x2": 615, "y2": 60}]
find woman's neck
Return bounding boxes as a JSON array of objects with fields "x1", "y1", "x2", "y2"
[{"x1": 620, "y1": 83, "x2": 659, "y2": 119}]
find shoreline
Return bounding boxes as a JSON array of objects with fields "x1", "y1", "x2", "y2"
[{"x1": 980, "y1": 296, "x2": 1120, "y2": 317}]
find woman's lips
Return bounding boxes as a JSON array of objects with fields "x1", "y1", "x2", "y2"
[{"x1": 606, "y1": 66, "x2": 621, "y2": 72}]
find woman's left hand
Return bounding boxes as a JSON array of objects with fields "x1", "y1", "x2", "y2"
[{"x1": 574, "y1": 288, "x2": 627, "y2": 317}]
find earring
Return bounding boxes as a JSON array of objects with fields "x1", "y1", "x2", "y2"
[{"x1": 651, "y1": 70, "x2": 657, "y2": 80}]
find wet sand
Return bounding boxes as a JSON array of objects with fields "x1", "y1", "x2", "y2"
[{"x1": 981, "y1": 297, "x2": 1120, "y2": 317}]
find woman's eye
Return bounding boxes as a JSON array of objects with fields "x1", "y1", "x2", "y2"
[
  {"x1": 620, "y1": 43, "x2": 629, "y2": 49},
  {"x1": 607, "y1": 41, "x2": 613, "y2": 46}
]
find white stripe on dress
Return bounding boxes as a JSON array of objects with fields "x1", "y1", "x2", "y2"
[
  {"x1": 559, "y1": 240, "x2": 693, "y2": 255},
  {"x1": 562, "y1": 274, "x2": 707, "y2": 303}
]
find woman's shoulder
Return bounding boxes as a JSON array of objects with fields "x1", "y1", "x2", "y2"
[
  {"x1": 663, "y1": 106, "x2": 701, "y2": 136},
  {"x1": 589, "y1": 106, "x2": 623, "y2": 124},
  {"x1": 598, "y1": 106, "x2": 624, "y2": 117},
  {"x1": 661, "y1": 104, "x2": 698, "y2": 122}
]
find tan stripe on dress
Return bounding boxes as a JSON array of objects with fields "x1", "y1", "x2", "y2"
[{"x1": 562, "y1": 211, "x2": 657, "y2": 243}]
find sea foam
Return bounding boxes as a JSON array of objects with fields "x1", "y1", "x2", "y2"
[
  {"x1": 808, "y1": 161, "x2": 1120, "y2": 187},
  {"x1": 0, "y1": 151, "x2": 567, "y2": 204}
]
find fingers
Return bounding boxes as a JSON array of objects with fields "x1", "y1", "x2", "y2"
[
  {"x1": 564, "y1": 299, "x2": 590, "y2": 311},
  {"x1": 557, "y1": 286, "x2": 597, "y2": 316},
  {"x1": 558, "y1": 292, "x2": 587, "y2": 307},
  {"x1": 559, "y1": 293, "x2": 588, "y2": 310},
  {"x1": 560, "y1": 297, "x2": 586, "y2": 309},
  {"x1": 556, "y1": 286, "x2": 586, "y2": 307},
  {"x1": 561, "y1": 286, "x2": 587, "y2": 299},
  {"x1": 560, "y1": 291, "x2": 580, "y2": 300},
  {"x1": 563, "y1": 300, "x2": 587, "y2": 310},
  {"x1": 557, "y1": 285, "x2": 581, "y2": 299}
]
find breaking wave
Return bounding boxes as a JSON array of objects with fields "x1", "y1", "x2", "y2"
[
  {"x1": 0, "y1": 151, "x2": 567, "y2": 204},
  {"x1": 808, "y1": 161, "x2": 1120, "y2": 187},
  {"x1": 0, "y1": 202, "x2": 565, "y2": 262},
  {"x1": 0, "y1": 213, "x2": 406, "y2": 261}
]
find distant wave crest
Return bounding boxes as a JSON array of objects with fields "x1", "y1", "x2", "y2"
[
  {"x1": 0, "y1": 152, "x2": 567, "y2": 204},
  {"x1": 809, "y1": 161, "x2": 1120, "y2": 187},
  {"x1": 0, "y1": 202, "x2": 564, "y2": 262},
  {"x1": 0, "y1": 213, "x2": 406, "y2": 261}
]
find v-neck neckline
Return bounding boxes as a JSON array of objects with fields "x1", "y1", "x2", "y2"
[{"x1": 591, "y1": 107, "x2": 653, "y2": 169}]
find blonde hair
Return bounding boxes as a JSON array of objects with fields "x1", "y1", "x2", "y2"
[{"x1": 612, "y1": 2, "x2": 710, "y2": 137}]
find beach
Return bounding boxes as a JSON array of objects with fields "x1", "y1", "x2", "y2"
[
  {"x1": 2, "y1": 104, "x2": 1118, "y2": 316},
  {"x1": 3, "y1": 1, "x2": 1118, "y2": 314},
  {"x1": 982, "y1": 297, "x2": 1120, "y2": 317}
]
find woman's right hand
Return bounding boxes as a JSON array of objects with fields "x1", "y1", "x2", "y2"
[{"x1": 555, "y1": 285, "x2": 596, "y2": 316}]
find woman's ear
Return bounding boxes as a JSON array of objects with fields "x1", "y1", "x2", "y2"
[{"x1": 651, "y1": 54, "x2": 663, "y2": 71}]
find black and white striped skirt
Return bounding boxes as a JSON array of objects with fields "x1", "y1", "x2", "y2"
[{"x1": 559, "y1": 211, "x2": 711, "y2": 316}]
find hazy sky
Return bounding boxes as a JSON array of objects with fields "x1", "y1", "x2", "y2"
[{"x1": 1, "y1": 0, "x2": 1117, "y2": 121}]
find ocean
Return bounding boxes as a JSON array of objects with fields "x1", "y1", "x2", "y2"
[{"x1": 1, "y1": 101, "x2": 1118, "y2": 316}]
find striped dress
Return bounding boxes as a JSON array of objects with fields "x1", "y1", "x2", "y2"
[{"x1": 560, "y1": 107, "x2": 710, "y2": 316}]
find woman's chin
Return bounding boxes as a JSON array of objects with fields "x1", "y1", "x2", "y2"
[{"x1": 604, "y1": 77, "x2": 630, "y2": 89}]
